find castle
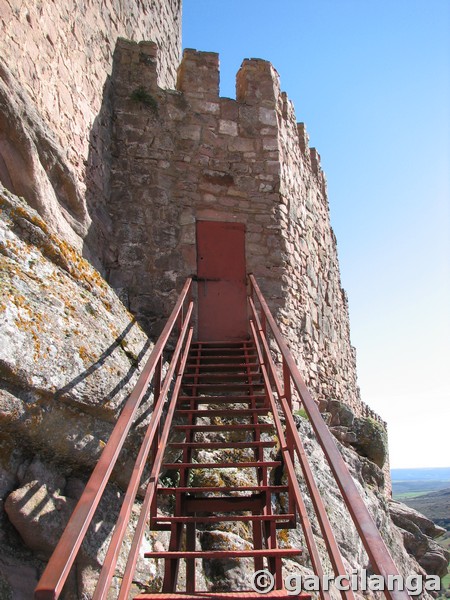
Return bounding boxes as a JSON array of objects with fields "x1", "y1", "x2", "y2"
[
  {"x1": 0, "y1": 0, "x2": 381, "y2": 425},
  {"x1": 5, "y1": 2, "x2": 446, "y2": 598}
]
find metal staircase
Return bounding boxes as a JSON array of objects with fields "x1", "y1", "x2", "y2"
[
  {"x1": 140, "y1": 340, "x2": 302, "y2": 598},
  {"x1": 35, "y1": 277, "x2": 411, "y2": 600}
]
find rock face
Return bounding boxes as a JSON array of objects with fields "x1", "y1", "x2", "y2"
[
  {"x1": 389, "y1": 501, "x2": 449, "y2": 578},
  {"x1": 0, "y1": 1, "x2": 181, "y2": 256},
  {"x1": 0, "y1": 186, "x2": 166, "y2": 597},
  {"x1": 0, "y1": 60, "x2": 90, "y2": 252},
  {"x1": 0, "y1": 187, "x2": 154, "y2": 463}
]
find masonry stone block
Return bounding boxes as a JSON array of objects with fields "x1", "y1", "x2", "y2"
[
  {"x1": 177, "y1": 49, "x2": 219, "y2": 100},
  {"x1": 236, "y1": 59, "x2": 281, "y2": 107}
]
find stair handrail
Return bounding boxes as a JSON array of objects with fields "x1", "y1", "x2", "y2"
[
  {"x1": 249, "y1": 319, "x2": 337, "y2": 600},
  {"x1": 35, "y1": 278, "x2": 193, "y2": 600},
  {"x1": 248, "y1": 274, "x2": 411, "y2": 600},
  {"x1": 249, "y1": 309, "x2": 353, "y2": 600}
]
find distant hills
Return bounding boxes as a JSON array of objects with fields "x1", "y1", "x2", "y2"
[
  {"x1": 392, "y1": 467, "x2": 450, "y2": 498},
  {"x1": 403, "y1": 489, "x2": 450, "y2": 530},
  {"x1": 391, "y1": 467, "x2": 450, "y2": 531}
]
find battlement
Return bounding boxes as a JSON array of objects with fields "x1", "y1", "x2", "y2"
[
  {"x1": 107, "y1": 39, "x2": 368, "y2": 425},
  {"x1": 236, "y1": 59, "x2": 281, "y2": 107},
  {"x1": 111, "y1": 41, "x2": 326, "y2": 193},
  {"x1": 113, "y1": 39, "x2": 160, "y2": 96},
  {"x1": 177, "y1": 49, "x2": 220, "y2": 99}
]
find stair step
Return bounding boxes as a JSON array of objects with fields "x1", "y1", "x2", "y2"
[
  {"x1": 152, "y1": 514, "x2": 295, "y2": 524},
  {"x1": 172, "y1": 424, "x2": 273, "y2": 432},
  {"x1": 144, "y1": 549, "x2": 302, "y2": 559},
  {"x1": 135, "y1": 591, "x2": 310, "y2": 600},
  {"x1": 184, "y1": 495, "x2": 266, "y2": 512},
  {"x1": 190, "y1": 349, "x2": 257, "y2": 357},
  {"x1": 186, "y1": 362, "x2": 260, "y2": 370},
  {"x1": 182, "y1": 384, "x2": 265, "y2": 393},
  {"x1": 162, "y1": 461, "x2": 281, "y2": 470},
  {"x1": 175, "y1": 408, "x2": 269, "y2": 417},
  {"x1": 157, "y1": 485, "x2": 289, "y2": 494},
  {"x1": 188, "y1": 356, "x2": 257, "y2": 365},
  {"x1": 191, "y1": 340, "x2": 252, "y2": 347},
  {"x1": 183, "y1": 373, "x2": 263, "y2": 382},
  {"x1": 168, "y1": 441, "x2": 276, "y2": 449},
  {"x1": 178, "y1": 395, "x2": 266, "y2": 403}
]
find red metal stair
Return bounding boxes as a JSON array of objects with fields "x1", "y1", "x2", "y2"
[
  {"x1": 147, "y1": 341, "x2": 302, "y2": 594},
  {"x1": 35, "y1": 276, "x2": 412, "y2": 600}
]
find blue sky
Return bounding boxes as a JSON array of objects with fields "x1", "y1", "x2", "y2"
[{"x1": 183, "y1": 0, "x2": 450, "y2": 468}]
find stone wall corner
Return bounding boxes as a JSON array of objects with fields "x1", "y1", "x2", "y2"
[
  {"x1": 236, "y1": 58, "x2": 281, "y2": 108},
  {"x1": 112, "y1": 38, "x2": 160, "y2": 96}
]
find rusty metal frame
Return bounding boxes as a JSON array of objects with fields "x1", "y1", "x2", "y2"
[
  {"x1": 35, "y1": 278, "x2": 193, "y2": 600},
  {"x1": 117, "y1": 326, "x2": 195, "y2": 599},
  {"x1": 35, "y1": 273, "x2": 412, "y2": 600},
  {"x1": 249, "y1": 319, "x2": 333, "y2": 600},
  {"x1": 249, "y1": 298, "x2": 353, "y2": 589},
  {"x1": 248, "y1": 274, "x2": 411, "y2": 600}
]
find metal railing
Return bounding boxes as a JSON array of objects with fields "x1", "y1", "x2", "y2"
[
  {"x1": 35, "y1": 273, "x2": 411, "y2": 600},
  {"x1": 248, "y1": 274, "x2": 411, "y2": 600},
  {"x1": 35, "y1": 278, "x2": 194, "y2": 600}
]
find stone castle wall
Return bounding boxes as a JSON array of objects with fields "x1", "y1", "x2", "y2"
[
  {"x1": 106, "y1": 40, "x2": 381, "y2": 422},
  {"x1": 0, "y1": 2, "x2": 380, "y2": 421},
  {"x1": 0, "y1": 0, "x2": 181, "y2": 255}
]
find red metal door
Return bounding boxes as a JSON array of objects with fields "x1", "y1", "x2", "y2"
[{"x1": 196, "y1": 221, "x2": 247, "y2": 341}]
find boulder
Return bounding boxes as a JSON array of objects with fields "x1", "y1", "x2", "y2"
[
  {"x1": 419, "y1": 541, "x2": 450, "y2": 578},
  {"x1": 389, "y1": 500, "x2": 449, "y2": 578},
  {"x1": 5, "y1": 481, "x2": 76, "y2": 559},
  {"x1": 351, "y1": 416, "x2": 388, "y2": 468},
  {"x1": 328, "y1": 399, "x2": 355, "y2": 427},
  {"x1": 389, "y1": 500, "x2": 446, "y2": 539}
]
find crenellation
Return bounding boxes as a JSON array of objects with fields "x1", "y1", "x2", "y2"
[
  {"x1": 177, "y1": 49, "x2": 220, "y2": 99},
  {"x1": 236, "y1": 59, "x2": 281, "y2": 107},
  {"x1": 309, "y1": 147, "x2": 321, "y2": 175},
  {"x1": 297, "y1": 122, "x2": 309, "y2": 156}
]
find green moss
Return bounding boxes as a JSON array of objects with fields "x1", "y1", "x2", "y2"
[
  {"x1": 130, "y1": 86, "x2": 158, "y2": 112},
  {"x1": 294, "y1": 408, "x2": 308, "y2": 420}
]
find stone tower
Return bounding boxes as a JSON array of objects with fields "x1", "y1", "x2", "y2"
[
  {"x1": 0, "y1": 0, "x2": 386, "y2": 446},
  {"x1": 105, "y1": 40, "x2": 376, "y2": 423}
]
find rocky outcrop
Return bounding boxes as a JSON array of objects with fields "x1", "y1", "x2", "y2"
[
  {"x1": 389, "y1": 500, "x2": 449, "y2": 578},
  {"x1": 0, "y1": 185, "x2": 153, "y2": 444},
  {"x1": 321, "y1": 399, "x2": 389, "y2": 471},
  {"x1": 0, "y1": 60, "x2": 90, "y2": 252},
  {"x1": 0, "y1": 186, "x2": 166, "y2": 597}
]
